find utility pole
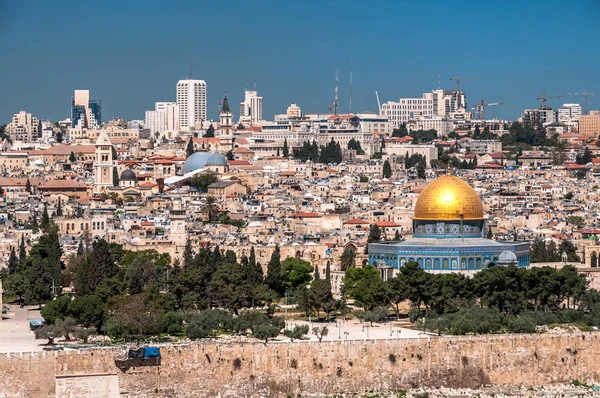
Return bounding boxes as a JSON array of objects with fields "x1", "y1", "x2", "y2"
[
  {"x1": 334, "y1": 69, "x2": 339, "y2": 115},
  {"x1": 349, "y1": 61, "x2": 353, "y2": 113}
]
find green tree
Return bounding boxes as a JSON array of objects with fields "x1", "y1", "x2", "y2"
[
  {"x1": 55, "y1": 199, "x2": 63, "y2": 217},
  {"x1": 266, "y1": 246, "x2": 283, "y2": 295},
  {"x1": 283, "y1": 324, "x2": 309, "y2": 342},
  {"x1": 69, "y1": 151, "x2": 77, "y2": 163},
  {"x1": 282, "y1": 138, "x2": 289, "y2": 157},
  {"x1": 40, "y1": 295, "x2": 71, "y2": 324},
  {"x1": 205, "y1": 124, "x2": 216, "y2": 138},
  {"x1": 19, "y1": 235, "x2": 26, "y2": 261},
  {"x1": 22, "y1": 226, "x2": 62, "y2": 305},
  {"x1": 486, "y1": 226, "x2": 493, "y2": 239},
  {"x1": 186, "y1": 137, "x2": 195, "y2": 157},
  {"x1": 8, "y1": 247, "x2": 18, "y2": 274},
  {"x1": 107, "y1": 294, "x2": 164, "y2": 338},
  {"x1": 68, "y1": 295, "x2": 105, "y2": 327},
  {"x1": 248, "y1": 246, "x2": 263, "y2": 284},
  {"x1": 41, "y1": 203, "x2": 50, "y2": 229},
  {"x1": 208, "y1": 263, "x2": 257, "y2": 313},
  {"x1": 417, "y1": 163, "x2": 426, "y2": 179},
  {"x1": 387, "y1": 274, "x2": 408, "y2": 319},
  {"x1": 113, "y1": 167, "x2": 119, "y2": 186},
  {"x1": 25, "y1": 178, "x2": 31, "y2": 193},
  {"x1": 340, "y1": 247, "x2": 356, "y2": 271},
  {"x1": 56, "y1": 130, "x2": 63, "y2": 143},
  {"x1": 281, "y1": 257, "x2": 313, "y2": 290},
  {"x1": 76, "y1": 239, "x2": 117, "y2": 295},
  {"x1": 367, "y1": 225, "x2": 381, "y2": 243},
  {"x1": 35, "y1": 323, "x2": 62, "y2": 345},
  {"x1": 382, "y1": 160, "x2": 392, "y2": 178},
  {"x1": 191, "y1": 174, "x2": 218, "y2": 192},
  {"x1": 201, "y1": 196, "x2": 220, "y2": 222},
  {"x1": 393, "y1": 230, "x2": 402, "y2": 241}
]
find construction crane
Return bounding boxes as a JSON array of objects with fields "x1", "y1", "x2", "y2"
[
  {"x1": 575, "y1": 90, "x2": 595, "y2": 115},
  {"x1": 536, "y1": 91, "x2": 566, "y2": 108},
  {"x1": 449, "y1": 74, "x2": 478, "y2": 93},
  {"x1": 471, "y1": 100, "x2": 505, "y2": 120}
]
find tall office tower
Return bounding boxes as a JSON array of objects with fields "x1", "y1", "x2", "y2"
[
  {"x1": 176, "y1": 80, "x2": 207, "y2": 130},
  {"x1": 558, "y1": 103, "x2": 582, "y2": 122},
  {"x1": 239, "y1": 89, "x2": 263, "y2": 125},
  {"x1": 145, "y1": 102, "x2": 179, "y2": 134},
  {"x1": 71, "y1": 89, "x2": 102, "y2": 129},
  {"x1": 155, "y1": 102, "x2": 179, "y2": 131},
  {"x1": 7, "y1": 111, "x2": 40, "y2": 143}
]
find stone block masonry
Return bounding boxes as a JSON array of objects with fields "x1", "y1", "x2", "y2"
[{"x1": 1, "y1": 333, "x2": 600, "y2": 397}]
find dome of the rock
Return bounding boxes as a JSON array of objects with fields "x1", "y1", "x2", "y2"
[{"x1": 413, "y1": 175, "x2": 484, "y2": 221}]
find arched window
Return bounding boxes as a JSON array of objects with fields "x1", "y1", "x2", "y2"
[{"x1": 591, "y1": 252, "x2": 598, "y2": 268}]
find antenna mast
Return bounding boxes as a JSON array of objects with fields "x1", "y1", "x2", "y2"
[
  {"x1": 189, "y1": 64, "x2": 192, "y2": 79},
  {"x1": 438, "y1": 72, "x2": 441, "y2": 90},
  {"x1": 334, "y1": 69, "x2": 339, "y2": 115},
  {"x1": 349, "y1": 61, "x2": 353, "y2": 113}
]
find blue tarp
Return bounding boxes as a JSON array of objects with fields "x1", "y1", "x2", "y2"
[{"x1": 143, "y1": 347, "x2": 160, "y2": 358}]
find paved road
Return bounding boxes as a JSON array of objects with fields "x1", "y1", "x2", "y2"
[
  {"x1": 0, "y1": 305, "x2": 44, "y2": 353},
  {"x1": 280, "y1": 318, "x2": 434, "y2": 342}
]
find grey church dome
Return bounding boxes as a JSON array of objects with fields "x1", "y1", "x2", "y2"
[
  {"x1": 205, "y1": 153, "x2": 228, "y2": 167},
  {"x1": 120, "y1": 169, "x2": 138, "y2": 182},
  {"x1": 182, "y1": 152, "x2": 227, "y2": 173}
]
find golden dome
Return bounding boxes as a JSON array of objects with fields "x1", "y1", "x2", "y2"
[{"x1": 413, "y1": 175, "x2": 484, "y2": 221}]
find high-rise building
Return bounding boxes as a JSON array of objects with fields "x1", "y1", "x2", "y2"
[
  {"x1": 239, "y1": 89, "x2": 263, "y2": 125},
  {"x1": 381, "y1": 89, "x2": 471, "y2": 127},
  {"x1": 579, "y1": 113, "x2": 600, "y2": 136},
  {"x1": 7, "y1": 111, "x2": 40, "y2": 143},
  {"x1": 156, "y1": 102, "x2": 179, "y2": 131},
  {"x1": 558, "y1": 103, "x2": 582, "y2": 122},
  {"x1": 176, "y1": 80, "x2": 207, "y2": 130},
  {"x1": 286, "y1": 104, "x2": 302, "y2": 118},
  {"x1": 145, "y1": 102, "x2": 179, "y2": 134},
  {"x1": 520, "y1": 107, "x2": 556, "y2": 126},
  {"x1": 71, "y1": 90, "x2": 102, "y2": 129}
]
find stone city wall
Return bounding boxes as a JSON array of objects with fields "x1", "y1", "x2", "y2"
[{"x1": 1, "y1": 333, "x2": 600, "y2": 397}]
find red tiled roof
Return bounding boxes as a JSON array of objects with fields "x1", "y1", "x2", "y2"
[
  {"x1": 344, "y1": 218, "x2": 370, "y2": 225},
  {"x1": 372, "y1": 221, "x2": 399, "y2": 227}
]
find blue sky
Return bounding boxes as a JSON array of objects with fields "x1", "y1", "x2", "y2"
[{"x1": 1, "y1": 0, "x2": 599, "y2": 123}]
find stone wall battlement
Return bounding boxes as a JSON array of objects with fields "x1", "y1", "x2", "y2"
[{"x1": 1, "y1": 333, "x2": 599, "y2": 397}]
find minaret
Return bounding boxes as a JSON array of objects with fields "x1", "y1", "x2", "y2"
[
  {"x1": 219, "y1": 95, "x2": 233, "y2": 136},
  {"x1": 94, "y1": 130, "x2": 115, "y2": 193}
]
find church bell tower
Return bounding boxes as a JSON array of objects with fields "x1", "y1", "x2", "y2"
[
  {"x1": 219, "y1": 95, "x2": 233, "y2": 136},
  {"x1": 94, "y1": 130, "x2": 115, "y2": 193}
]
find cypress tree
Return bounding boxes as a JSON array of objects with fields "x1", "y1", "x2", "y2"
[
  {"x1": 56, "y1": 199, "x2": 63, "y2": 217},
  {"x1": 19, "y1": 235, "x2": 26, "y2": 261},
  {"x1": 266, "y1": 246, "x2": 283, "y2": 295},
  {"x1": 248, "y1": 246, "x2": 263, "y2": 284},
  {"x1": 282, "y1": 138, "x2": 289, "y2": 157},
  {"x1": 325, "y1": 260, "x2": 331, "y2": 282},
  {"x1": 25, "y1": 178, "x2": 31, "y2": 193},
  {"x1": 77, "y1": 240, "x2": 85, "y2": 256},
  {"x1": 113, "y1": 167, "x2": 119, "y2": 186},
  {"x1": 41, "y1": 204, "x2": 50, "y2": 229},
  {"x1": 183, "y1": 239, "x2": 194, "y2": 268},
  {"x1": 383, "y1": 160, "x2": 392, "y2": 178},
  {"x1": 8, "y1": 247, "x2": 18, "y2": 274},
  {"x1": 75, "y1": 238, "x2": 116, "y2": 295},
  {"x1": 314, "y1": 264, "x2": 320, "y2": 280},
  {"x1": 186, "y1": 137, "x2": 195, "y2": 158}
]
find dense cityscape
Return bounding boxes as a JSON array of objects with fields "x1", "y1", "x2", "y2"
[{"x1": 1, "y1": 1, "x2": 600, "y2": 397}]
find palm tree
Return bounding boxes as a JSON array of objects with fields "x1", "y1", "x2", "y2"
[{"x1": 201, "y1": 196, "x2": 219, "y2": 222}]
